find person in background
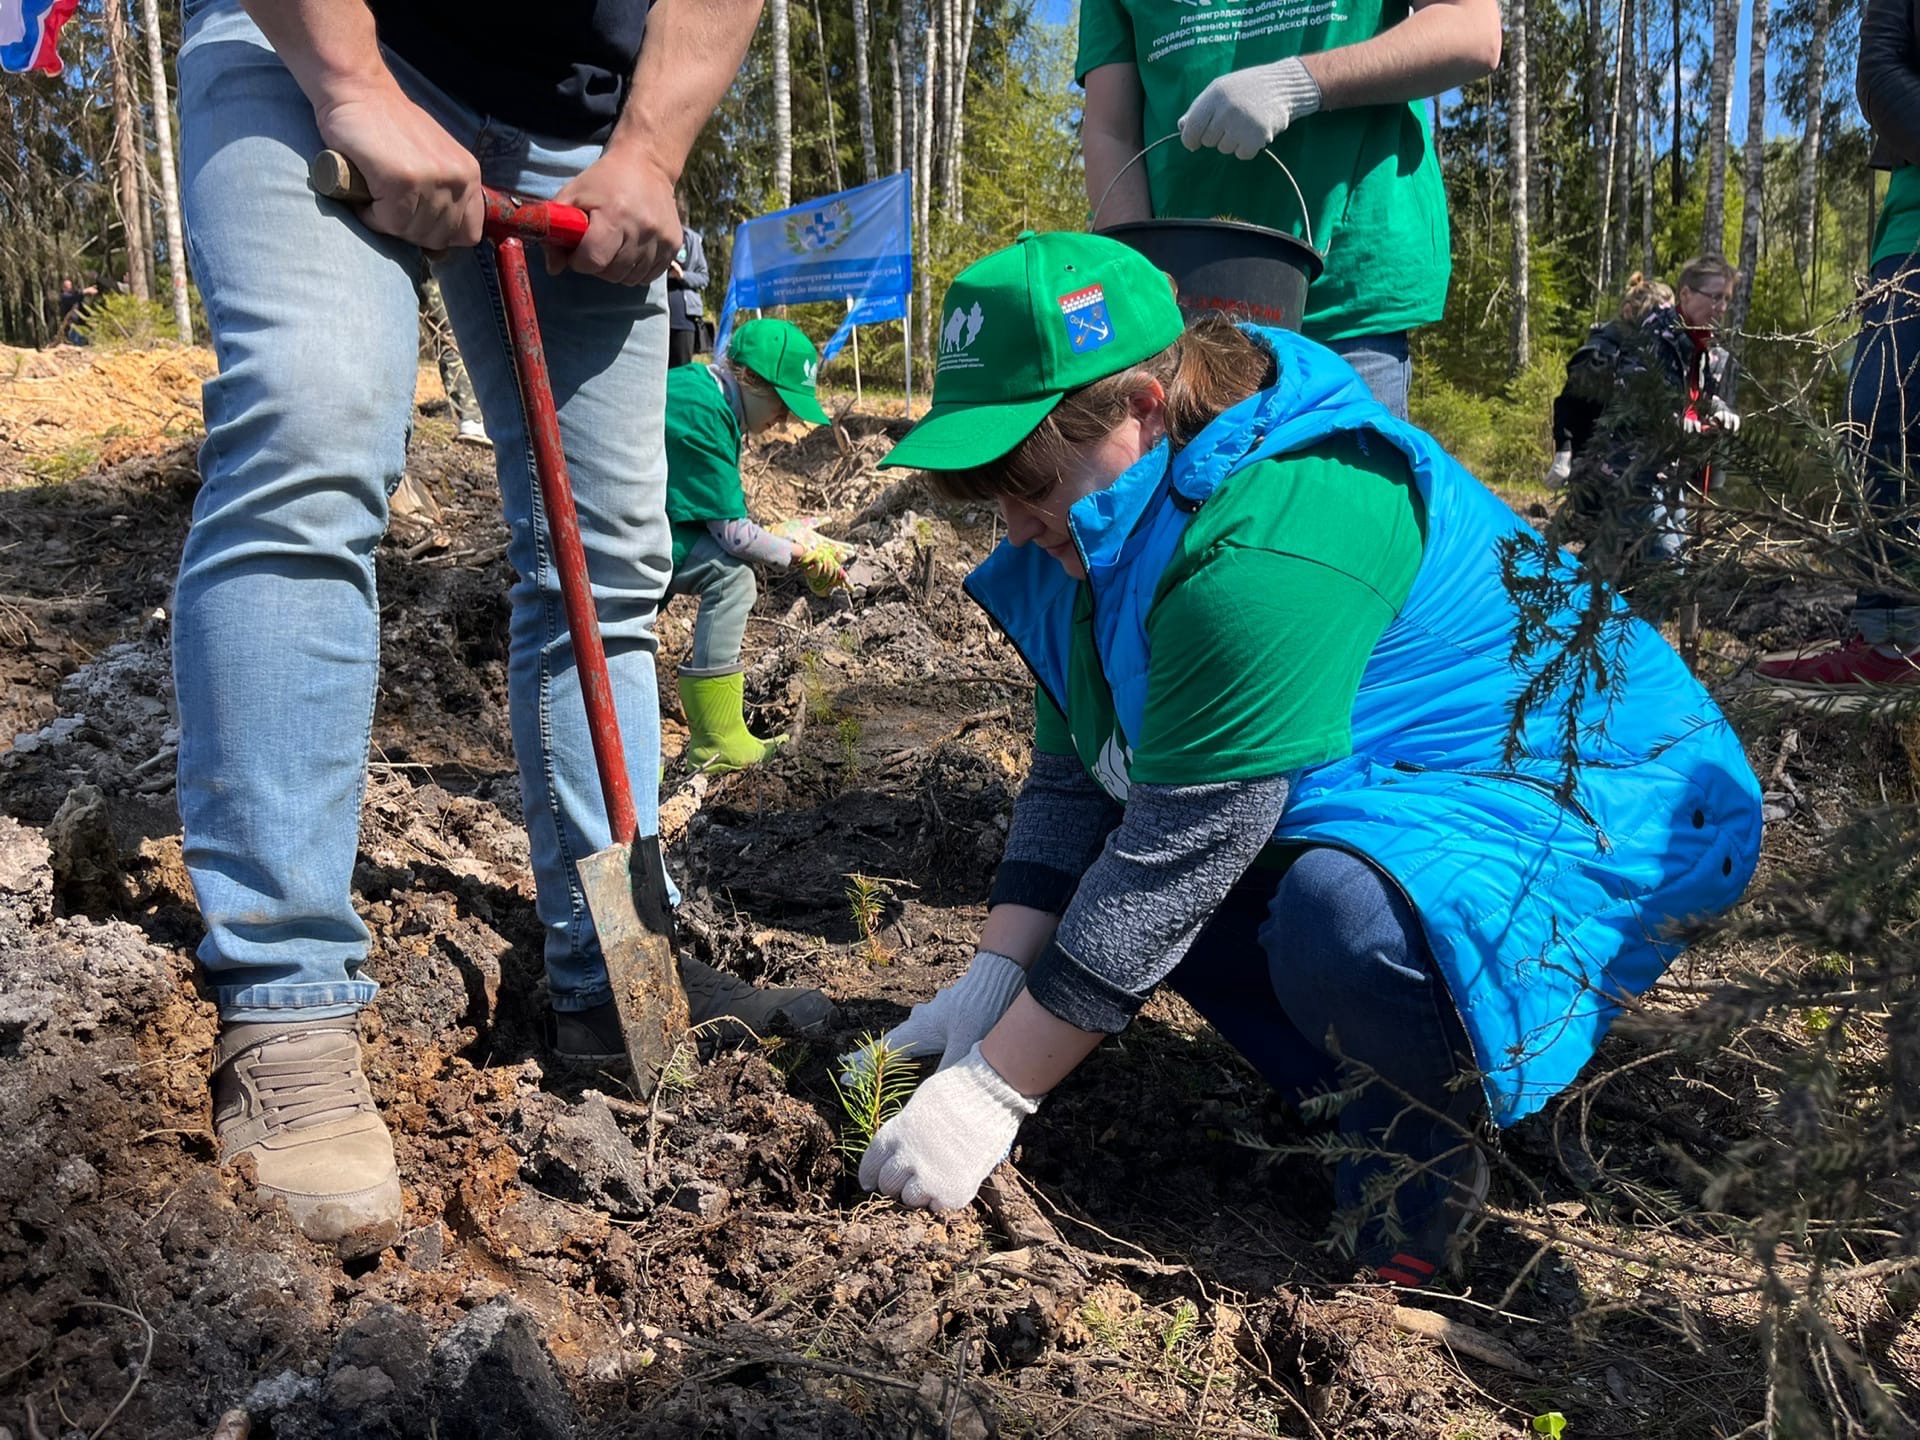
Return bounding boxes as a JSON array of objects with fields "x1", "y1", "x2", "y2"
[
  {"x1": 664, "y1": 317, "x2": 848, "y2": 772},
  {"x1": 1077, "y1": 0, "x2": 1499, "y2": 418},
  {"x1": 1546, "y1": 273, "x2": 1674, "y2": 488},
  {"x1": 1757, "y1": 0, "x2": 1920, "y2": 694},
  {"x1": 57, "y1": 277, "x2": 96, "y2": 346},
  {"x1": 848, "y1": 232, "x2": 1761, "y2": 1287},
  {"x1": 1623, "y1": 255, "x2": 1740, "y2": 572},
  {"x1": 418, "y1": 270, "x2": 489, "y2": 447},
  {"x1": 667, "y1": 195, "x2": 709, "y2": 369}
]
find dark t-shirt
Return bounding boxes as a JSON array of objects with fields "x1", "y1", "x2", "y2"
[{"x1": 367, "y1": 1, "x2": 649, "y2": 143}]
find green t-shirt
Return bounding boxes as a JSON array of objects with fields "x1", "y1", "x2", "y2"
[
  {"x1": 1034, "y1": 432, "x2": 1425, "y2": 795},
  {"x1": 1076, "y1": 0, "x2": 1451, "y2": 342},
  {"x1": 664, "y1": 363, "x2": 747, "y2": 570},
  {"x1": 1874, "y1": 165, "x2": 1920, "y2": 268}
]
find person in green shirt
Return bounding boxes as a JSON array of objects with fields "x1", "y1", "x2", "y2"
[
  {"x1": 1078, "y1": 0, "x2": 1500, "y2": 418},
  {"x1": 664, "y1": 318, "x2": 847, "y2": 770},
  {"x1": 842, "y1": 232, "x2": 1760, "y2": 1288}
]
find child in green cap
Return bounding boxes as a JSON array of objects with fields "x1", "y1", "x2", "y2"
[
  {"x1": 847, "y1": 231, "x2": 1760, "y2": 1289},
  {"x1": 663, "y1": 317, "x2": 846, "y2": 772}
]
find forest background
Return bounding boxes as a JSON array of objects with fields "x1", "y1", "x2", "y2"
[{"x1": 0, "y1": 0, "x2": 1871, "y2": 487}]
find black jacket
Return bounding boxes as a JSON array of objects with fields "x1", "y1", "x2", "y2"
[{"x1": 1862, "y1": 0, "x2": 1920, "y2": 170}]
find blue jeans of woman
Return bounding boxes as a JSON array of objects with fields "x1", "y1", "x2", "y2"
[
  {"x1": 1166, "y1": 846, "x2": 1480, "y2": 1227},
  {"x1": 176, "y1": 0, "x2": 670, "y2": 1020},
  {"x1": 1850, "y1": 253, "x2": 1920, "y2": 645}
]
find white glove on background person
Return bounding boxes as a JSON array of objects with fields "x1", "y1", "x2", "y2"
[
  {"x1": 1546, "y1": 448, "x2": 1572, "y2": 487},
  {"x1": 839, "y1": 950, "x2": 1026, "y2": 1080},
  {"x1": 1709, "y1": 396, "x2": 1741, "y2": 433},
  {"x1": 859, "y1": 1044, "x2": 1040, "y2": 1212},
  {"x1": 1178, "y1": 58, "x2": 1323, "y2": 160}
]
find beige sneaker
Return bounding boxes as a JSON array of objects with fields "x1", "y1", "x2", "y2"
[{"x1": 212, "y1": 1017, "x2": 402, "y2": 1250}]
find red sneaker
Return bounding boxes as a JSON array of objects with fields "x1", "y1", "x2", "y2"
[{"x1": 1755, "y1": 634, "x2": 1920, "y2": 692}]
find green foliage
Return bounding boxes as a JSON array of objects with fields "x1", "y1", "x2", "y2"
[
  {"x1": 1160, "y1": 1298, "x2": 1199, "y2": 1356},
  {"x1": 1410, "y1": 358, "x2": 1562, "y2": 497},
  {"x1": 80, "y1": 292, "x2": 184, "y2": 349},
  {"x1": 832, "y1": 1033, "x2": 916, "y2": 1157},
  {"x1": 844, "y1": 872, "x2": 891, "y2": 965},
  {"x1": 835, "y1": 713, "x2": 862, "y2": 778},
  {"x1": 1531, "y1": 1414, "x2": 1568, "y2": 1439},
  {"x1": 23, "y1": 443, "x2": 100, "y2": 485}
]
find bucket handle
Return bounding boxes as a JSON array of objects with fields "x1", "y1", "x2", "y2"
[{"x1": 1091, "y1": 132, "x2": 1318, "y2": 256}]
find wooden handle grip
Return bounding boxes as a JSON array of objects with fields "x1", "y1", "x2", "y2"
[{"x1": 309, "y1": 149, "x2": 372, "y2": 205}]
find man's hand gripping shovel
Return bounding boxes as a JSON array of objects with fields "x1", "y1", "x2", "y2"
[{"x1": 312, "y1": 151, "x2": 691, "y2": 1098}]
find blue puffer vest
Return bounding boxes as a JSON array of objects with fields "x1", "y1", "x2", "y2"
[{"x1": 965, "y1": 328, "x2": 1763, "y2": 1125}]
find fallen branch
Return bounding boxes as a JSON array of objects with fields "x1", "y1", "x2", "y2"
[{"x1": 1391, "y1": 1305, "x2": 1536, "y2": 1378}]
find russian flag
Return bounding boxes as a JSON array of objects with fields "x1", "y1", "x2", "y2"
[{"x1": 1, "y1": 0, "x2": 79, "y2": 75}]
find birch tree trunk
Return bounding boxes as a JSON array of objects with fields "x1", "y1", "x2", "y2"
[
  {"x1": 1701, "y1": 0, "x2": 1734, "y2": 255},
  {"x1": 1587, "y1": 0, "x2": 1605, "y2": 241},
  {"x1": 771, "y1": 0, "x2": 793, "y2": 210},
  {"x1": 935, "y1": 0, "x2": 955, "y2": 212},
  {"x1": 809, "y1": 0, "x2": 842, "y2": 191},
  {"x1": 915, "y1": 0, "x2": 937, "y2": 387},
  {"x1": 889, "y1": 37, "x2": 904, "y2": 176},
  {"x1": 853, "y1": 0, "x2": 878, "y2": 184},
  {"x1": 141, "y1": 0, "x2": 192, "y2": 339},
  {"x1": 949, "y1": 0, "x2": 975, "y2": 222},
  {"x1": 1670, "y1": 0, "x2": 1683, "y2": 206},
  {"x1": 1730, "y1": 0, "x2": 1768, "y2": 334},
  {"x1": 1641, "y1": 0, "x2": 1656, "y2": 276},
  {"x1": 1608, "y1": 0, "x2": 1636, "y2": 296},
  {"x1": 1508, "y1": 0, "x2": 1530, "y2": 372},
  {"x1": 132, "y1": 72, "x2": 155, "y2": 285},
  {"x1": 105, "y1": 0, "x2": 151, "y2": 299},
  {"x1": 1596, "y1": 0, "x2": 1630, "y2": 303},
  {"x1": 1795, "y1": 0, "x2": 1831, "y2": 276}
]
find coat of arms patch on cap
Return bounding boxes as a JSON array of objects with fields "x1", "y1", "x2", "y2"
[{"x1": 1058, "y1": 286, "x2": 1113, "y2": 355}]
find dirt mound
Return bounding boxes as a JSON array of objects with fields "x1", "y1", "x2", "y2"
[{"x1": 0, "y1": 346, "x2": 216, "y2": 469}]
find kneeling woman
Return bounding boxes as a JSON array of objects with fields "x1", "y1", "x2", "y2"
[{"x1": 854, "y1": 233, "x2": 1762, "y2": 1283}]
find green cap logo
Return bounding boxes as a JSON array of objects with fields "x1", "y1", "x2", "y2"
[
  {"x1": 882, "y1": 232, "x2": 1185, "y2": 473},
  {"x1": 938, "y1": 301, "x2": 988, "y2": 371}
]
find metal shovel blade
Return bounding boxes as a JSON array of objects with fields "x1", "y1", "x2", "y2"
[{"x1": 575, "y1": 835, "x2": 689, "y2": 1099}]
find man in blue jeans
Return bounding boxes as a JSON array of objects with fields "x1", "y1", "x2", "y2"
[
  {"x1": 1759, "y1": 0, "x2": 1920, "y2": 694},
  {"x1": 176, "y1": 0, "x2": 829, "y2": 1248}
]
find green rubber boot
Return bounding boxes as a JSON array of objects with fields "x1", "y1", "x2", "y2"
[{"x1": 678, "y1": 669, "x2": 787, "y2": 774}]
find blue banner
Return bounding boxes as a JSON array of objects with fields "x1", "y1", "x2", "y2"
[{"x1": 716, "y1": 172, "x2": 913, "y2": 363}]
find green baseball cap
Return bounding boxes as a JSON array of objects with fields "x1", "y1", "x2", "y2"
[
  {"x1": 881, "y1": 231, "x2": 1184, "y2": 472},
  {"x1": 728, "y1": 318, "x2": 832, "y2": 426}
]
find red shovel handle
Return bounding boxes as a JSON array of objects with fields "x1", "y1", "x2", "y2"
[{"x1": 308, "y1": 150, "x2": 590, "y2": 249}]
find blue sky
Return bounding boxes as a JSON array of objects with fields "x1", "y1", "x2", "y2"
[{"x1": 1023, "y1": 0, "x2": 1820, "y2": 142}]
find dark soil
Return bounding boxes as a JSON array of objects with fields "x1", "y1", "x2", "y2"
[{"x1": 0, "y1": 370, "x2": 1916, "y2": 1439}]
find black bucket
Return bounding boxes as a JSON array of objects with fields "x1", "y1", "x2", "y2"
[{"x1": 1096, "y1": 217, "x2": 1324, "y2": 333}]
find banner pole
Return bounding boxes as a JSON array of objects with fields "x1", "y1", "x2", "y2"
[
  {"x1": 847, "y1": 297, "x2": 862, "y2": 406},
  {"x1": 903, "y1": 291, "x2": 912, "y2": 415}
]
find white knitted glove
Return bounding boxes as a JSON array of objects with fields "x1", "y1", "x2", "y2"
[
  {"x1": 1178, "y1": 58, "x2": 1323, "y2": 160},
  {"x1": 1545, "y1": 449, "x2": 1572, "y2": 488},
  {"x1": 840, "y1": 950, "x2": 1026, "y2": 1080},
  {"x1": 859, "y1": 1044, "x2": 1039, "y2": 1212},
  {"x1": 1709, "y1": 396, "x2": 1741, "y2": 433}
]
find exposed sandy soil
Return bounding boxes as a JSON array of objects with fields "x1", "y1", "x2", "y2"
[{"x1": 0, "y1": 347, "x2": 1915, "y2": 1438}]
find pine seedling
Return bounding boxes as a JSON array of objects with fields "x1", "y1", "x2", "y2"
[
  {"x1": 834, "y1": 1034, "x2": 916, "y2": 1159},
  {"x1": 845, "y1": 872, "x2": 892, "y2": 966}
]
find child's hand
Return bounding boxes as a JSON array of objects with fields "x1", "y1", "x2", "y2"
[{"x1": 800, "y1": 542, "x2": 849, "y2": 595}]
